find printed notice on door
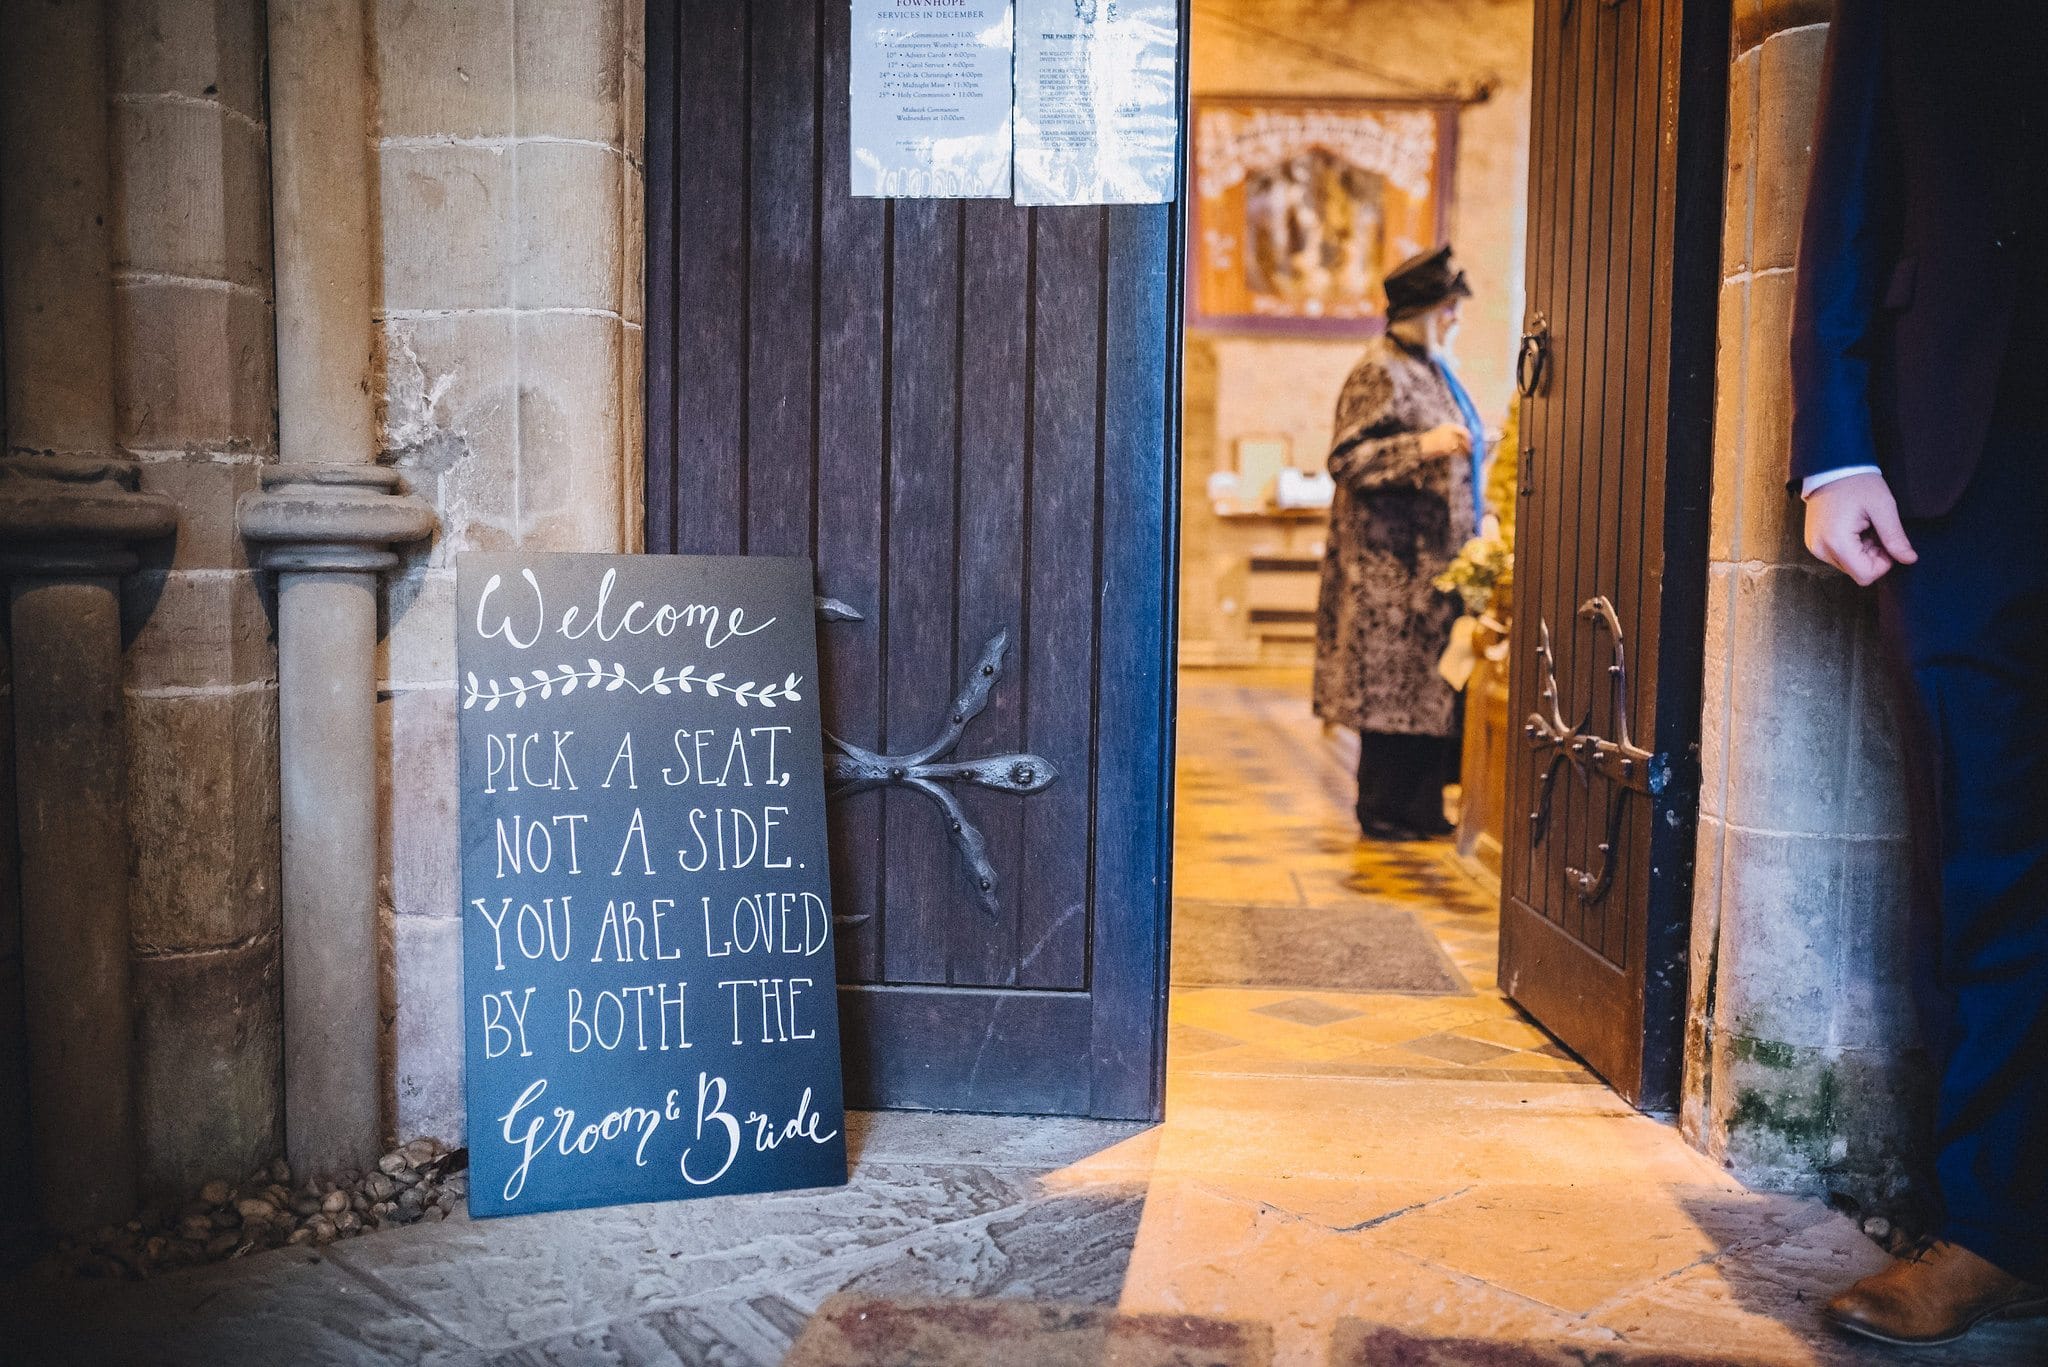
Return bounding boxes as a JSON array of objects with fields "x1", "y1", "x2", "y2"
[
  {"x1": 1014, "y1": 0, "x2": 1179, "y2": 206},
  {"x1": 456, "y1": 553, "x2": 847, "y2": 1219},
  {"x1": 851, "y1": 0, "x2": 1014, "y2": 198}
]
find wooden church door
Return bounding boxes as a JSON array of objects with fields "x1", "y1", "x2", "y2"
[
  {"x1": 643, "y1": 0, "x2": 1186, "y2": 1119},
  {"x1": 1499, "y1": 0, "x2": 1726, "y2": 1109}
]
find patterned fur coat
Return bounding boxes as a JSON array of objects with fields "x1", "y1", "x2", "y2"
[{"x1": 1313, "y1": 335, "x2": 1478, "y2": 737}]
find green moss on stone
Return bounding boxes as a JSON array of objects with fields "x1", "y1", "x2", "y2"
[
  {"x1": 1729, "y1": 1034, "x2": 1799, "y2": 1069},
  {"x1": 1729, "y1": 1064, "x2": 1841, "y2": 1157}
]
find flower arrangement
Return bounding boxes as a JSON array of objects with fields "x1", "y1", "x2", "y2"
[{"x1": 1435, "y1": 522, "x2": 1515, "y2": 619}]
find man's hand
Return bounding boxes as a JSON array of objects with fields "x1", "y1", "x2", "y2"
[
  {"x1": 1804, "y1": 471, "x2": 1918, "y2": 585},
  {"x1": 1418, "y1": 424, "x2": 1472, "y2": 459}
]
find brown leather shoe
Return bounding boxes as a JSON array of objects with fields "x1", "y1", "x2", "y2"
[{"x1": 1825, "y1": 1239, "x2": 2048, "y2": 1347}]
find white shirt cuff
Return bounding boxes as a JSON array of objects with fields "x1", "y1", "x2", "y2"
[{"x1": 1800, "y1": 465, "x2": 1882, "y2": 499}]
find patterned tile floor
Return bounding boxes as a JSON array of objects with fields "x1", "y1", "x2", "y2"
[{"x1": 1170, "y1": 668, "x2": 1596, "y2": 1088}]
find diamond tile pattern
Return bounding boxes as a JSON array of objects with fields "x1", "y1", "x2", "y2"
[{"x1": 1250, "y1": 997, "x2": 1366, "y2": 1027}]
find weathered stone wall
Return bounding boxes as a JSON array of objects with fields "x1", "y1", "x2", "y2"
[
  {"x1": 1684, "y1": 0, "x2": 1926, "y2": 1205},
  {"x1": 112, "y1": 0, "x2": 285, "y2": 1195},
  {"x1": 371, "y1": 0, "x2": 647, "y2": 1146}
]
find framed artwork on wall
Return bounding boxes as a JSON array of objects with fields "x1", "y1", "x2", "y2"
[{"x1": 1190, "y1": 97, "x2": 1458, "y2": 336}]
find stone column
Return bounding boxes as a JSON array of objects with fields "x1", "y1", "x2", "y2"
[
  {"x1": 246, "y1": 0, "x2": 433, "y2": 1178},
  {"x1": 110, "y1": 0, "x2": 286, "y2": 1197},
  {"x1": 0, "y1": 464, "x2": 176, "y2": 1232},
  {"x1": 0, "y1": 0, "x2": 179, "y2": 1233},
  {"x1": 1683, "y1": 0, "x2": 1924, "y2": 1208},
  {"x1": 240, "y1": 472, "x2": 429, "y2": 1177}
]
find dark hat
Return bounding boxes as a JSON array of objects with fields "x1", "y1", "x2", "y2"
[{"x1": 1384, "y1": 243, "x2": 1472, "y2": 322}]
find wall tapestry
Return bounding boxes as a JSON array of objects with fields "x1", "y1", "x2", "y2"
[{"x1": 1191, "y1": 98, "x2": 1457, "y2": 335}]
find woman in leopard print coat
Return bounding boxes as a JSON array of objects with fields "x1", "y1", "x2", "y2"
[{"x1": 1313, "y1": 246, "x2": 1483, "y2": 837}]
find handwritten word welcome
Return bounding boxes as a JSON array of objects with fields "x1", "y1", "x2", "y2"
[{"x1": 477, "y1": 567, "x2": 775, "y2": 652}]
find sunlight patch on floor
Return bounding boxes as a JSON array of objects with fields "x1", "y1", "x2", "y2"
[{"x1": 1078, "y1": 667, "x2": 1935, "y2": 1365}]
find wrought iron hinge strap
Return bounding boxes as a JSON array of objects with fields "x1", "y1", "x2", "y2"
[
  {"x1": 813, "y1": 611, "x2": 1057, "y2": 920},
  {"x1": 1525, "y1": 595, "x2": 1664, "y2": 904}
]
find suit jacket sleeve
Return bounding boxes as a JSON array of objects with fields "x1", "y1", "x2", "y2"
[{"x1": 1788, "y1": 1, "x2": 1899, "y2": 489}]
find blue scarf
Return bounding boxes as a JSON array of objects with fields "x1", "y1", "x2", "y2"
[{"x1": 1431, "y1": 352, "x2": 1488, "y2": 529}]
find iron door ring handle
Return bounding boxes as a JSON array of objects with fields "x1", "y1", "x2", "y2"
[{"x1": 1516, "y1": 318, "x2": 1550, "y2": 398}]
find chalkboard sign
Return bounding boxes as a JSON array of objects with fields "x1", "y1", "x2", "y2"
[{"x1": 456, "y1": 553, "x2": 847, "y2": 1218}]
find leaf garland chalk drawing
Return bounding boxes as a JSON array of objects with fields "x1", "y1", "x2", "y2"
[{"x1": 462, "y1": 661, "x2": 805, "y2": 712}]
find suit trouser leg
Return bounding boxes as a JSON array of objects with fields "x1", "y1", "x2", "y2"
[{"x1": 1877, "y1": 414, "x2": 2048, "y2": 1285}]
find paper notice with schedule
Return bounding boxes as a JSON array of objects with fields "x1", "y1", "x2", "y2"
[
  {"x1": 850, "y1": 0, "x2": 1015, "y2": 198},
  {"x1": 848, "y1": 0, "x2": 1179, "y2": 206},
  {"x1": 1013, "y1": 0, "x2": 1178, "y2": 206}
]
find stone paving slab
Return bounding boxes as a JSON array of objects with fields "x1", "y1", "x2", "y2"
[
  {"x1": 844, "y1": 1110, "x2": 1149, "y2": 1170},
  {"x1": 317, "y1": 1163, "x2": 1045, "y2": 1352},
  {"x1": 3, "y1": 1113, "x2": 1153, "y2": 1367},
  {"x1": 12, "y1": 1241, "x2": 477, "y2": 1367}
]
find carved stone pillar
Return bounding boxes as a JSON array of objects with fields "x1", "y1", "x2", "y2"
[
  {"x1": 1, "y1": 0, "x2": 179, "y2": 1232},
  {"x1": 0, "y1": 459, "x2": 176, "y2": 1232},
  {"x1": 239, "y1": 469, "x2": 431, "y2": 1176},
  {"x1": 256, "y1": 0, "x2": 437, "y2": 1180}
]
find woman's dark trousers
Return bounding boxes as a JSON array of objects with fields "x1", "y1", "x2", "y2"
[{"x1": 1356, "y1": 697, "x2": 1462, "y2": 838}]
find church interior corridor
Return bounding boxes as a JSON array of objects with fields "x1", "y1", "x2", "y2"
[{"x1": 1168, "y1": 668, "x2": 1583, "y2": 1086}]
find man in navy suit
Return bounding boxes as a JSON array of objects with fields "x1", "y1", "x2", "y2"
[{"x1": 1791, "y1": 0, "x2": 2047, "y2": 1347}]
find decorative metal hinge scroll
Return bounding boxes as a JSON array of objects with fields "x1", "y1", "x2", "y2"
[
  {"x1": 812, "y1": 600, "x2": 1056, "y2": 920},
  {"x1": 1525, "y1": 596, "x2": 1667, "y2": 905}
]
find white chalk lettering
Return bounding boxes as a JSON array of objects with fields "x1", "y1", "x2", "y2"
[
  {"x1": 554, "y1": 568, "x2": 776, "y2": 650},
  {"x1": 613, "y1": 807, "x2": 655, "y2": 876},
  {"x1": 602, "y1": 733, "x2": 638, "y2": 790},
  {"x1": 702, "y1": 892, "x2": 830, "y2": 958},
  {"x1": 680, "y1": 1072, "x2": 739, "y2": 1186},
  {"x1": 476, "y1": 569, "x2": 544, "y2": 650},
  {"x1": 481, "y1": 986, "x2": 536, "y2": 1059},
  {"x1": 495, "y1": 1077, "x2": 666, "y2": 1203}
]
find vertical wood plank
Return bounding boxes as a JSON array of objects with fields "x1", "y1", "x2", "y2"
[
  {"x1": 1607, "y1": 0, "x2": 1660, "y2": 967},
  {"x1": 1521, "y1": 0, "x2": 1579, "y2": 927},
  {"x1": 814, "y1": 0, "x2": 887, "y2": 983},
  {"x1": 952, "y1": 200, "x2": 1032, "y2": 986},
  {"x1": 1503, "y1": 0, "x2": 1559, "y2": 922},
  {"x1": 1019, "y1": 206, "x2": 1105, "y2": 992},
  {"x1": 1553, "y1": 0, "x2": 1603, "y2": 935},
  {"x1": 643, "y1": 0, "x2": 679, "y2": 552},
  {"x1": 1574, "y1": 0, "x2": 1623, "y2": 957},
  {"x1": 881, "y1": 198, "x2": 963, "y2": 985},
  {"x1": 745, "y1": 0, "x2": 818, "y2": 557},
  {"x1": 1522, "y1": 0, "x2": 1579, "y2": 927},
  {"x1": 1090, "y1": 202, "x2": 1175, "y2": 1119},
  {"x1": 672, "y1": 0, "x2": 749, "y2": 553}
]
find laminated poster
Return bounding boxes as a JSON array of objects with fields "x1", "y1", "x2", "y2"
[
  {"x1": 1014, "y1": 0, "x2": 1179, "y2": 207},
  {"x1": 850, "y1": 0, "x2": 1015, "y2": 198}
]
